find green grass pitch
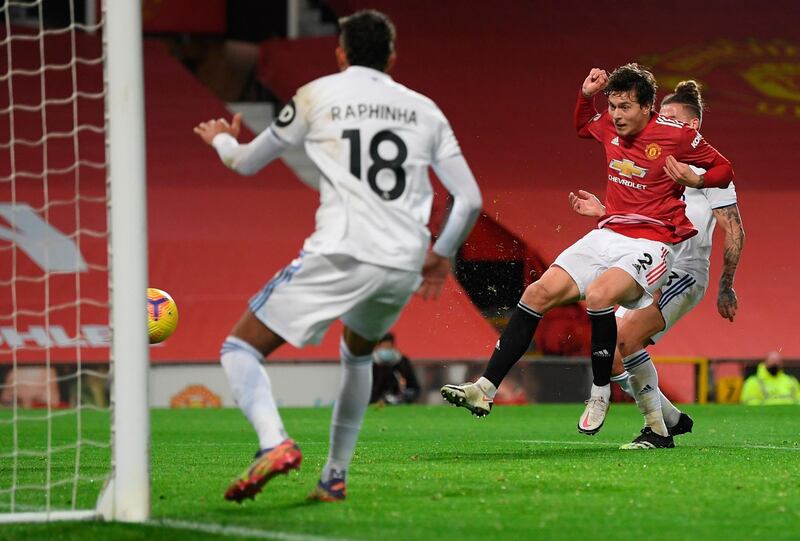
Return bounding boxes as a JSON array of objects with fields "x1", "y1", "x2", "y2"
[{"x1": 2, "y1": 404, "x2": 799, "y2": 540}]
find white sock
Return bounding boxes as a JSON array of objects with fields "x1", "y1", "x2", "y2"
[
  {"x1": 321, "y1": 338, "x2": 373, "y2": 483},
  {"x1": 623, "y1": 350, "x2": 668, "y2": 437},
  {"x1": 611, "y1": 371, "x2": 633, "y2": 398},
  {"x1": 659, "y1": 391, "x2": 681, "y2": 427},
  {"x1": 591, "y1": 383, "x2": 611, "y2": 402},
  {"x1": 614, "y1": 366, "x2": 682, "y2": 426},
  {"x1": 476, "y1": 377, "x2": 497, "y2": 399},
  {"x1": 220, "y1": 336, "x2": 288, "y2": 450}
]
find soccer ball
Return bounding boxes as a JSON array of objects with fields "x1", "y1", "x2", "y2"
[{"x1": 147, "y1": 288, "x2": 179, "y2": 344}]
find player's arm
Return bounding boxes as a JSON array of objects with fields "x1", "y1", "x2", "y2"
[
  {"x1": 574, "y1": 68, "x2": 608, "y2": 138},
  {"x1": 215, "y1": 127, "x2": 289, "y2": 176},
  {"x1": 666, "y1": 130, "x2": 734, "y2": 188},
  {"x1": 568, "y1": 189, "x2": 605, "y2": 217},
  {"x1": 712, "y1": 203, "x2": 745, "y2": 322},
  {"x1": 418, "y1": 154, "x2": 483, "y2": 300},
  {"x1": 195, "y1": 94, "x2": 309, "y2": 176}
]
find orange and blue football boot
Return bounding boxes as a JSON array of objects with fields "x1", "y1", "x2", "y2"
[
  {"x1": 307, "y1": 477, "x2": 346, "y2": 502},
  {"x1": 224, "y1": 439, "x2": 302, "y2": 503}
]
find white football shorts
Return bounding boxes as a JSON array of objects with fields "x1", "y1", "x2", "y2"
[
  {"x1": 616, "y1": 268, "x2": 707, "y2": 344},
  {"x1": 248, "y1": 251, "x2": 422, "y2": 348},
  {"x1": 553, "y1": 228, "x2": 675, "y2": 310}
]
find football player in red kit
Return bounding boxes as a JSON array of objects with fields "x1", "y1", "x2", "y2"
[{"x1": 441, "y1": 64, "x2": 733, "y2": 446}]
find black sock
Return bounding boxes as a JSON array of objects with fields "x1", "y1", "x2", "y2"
[
  {"x1": 588, "y1": 307, "x2": 616, "y2": 387},
  {"x1": 482, "y1": 302, "x2": 542, "y2": 388}
]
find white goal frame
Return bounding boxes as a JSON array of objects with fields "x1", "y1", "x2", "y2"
[{"x1": 0, "y1": 0, "x2": 150, "y2": 523}]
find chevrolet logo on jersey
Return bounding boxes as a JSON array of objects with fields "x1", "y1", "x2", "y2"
[{"x1": 609, "y1": 159, "x2": 647, "y2": 179}]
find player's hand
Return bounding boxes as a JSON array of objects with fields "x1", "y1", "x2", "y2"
[
  {"x1": 717, "y1": 286, "x2": 738, "y2": 322},
  {"x1": 193, "y1": 113, "x2": 242, "y2": 146},
  {"x1": 582, "y1": 68, "x2": 608, "y2": 98},
  {"x1": 663, "y1": 155, "x2": 703, "y2": 188},
  {"x1": 568, "y1": 189, "x2": 605, "y2": 217},
  {"x1": 416, "y1": 252, "x2": 450, "y2": 300}
]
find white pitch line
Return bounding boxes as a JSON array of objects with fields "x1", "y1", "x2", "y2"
[
  {"x1": 510, "y1": 439, "x2": 800, "y2": 451},
  {"x1": 153, "y1": 518, "x2": 366, "y2": 541}
]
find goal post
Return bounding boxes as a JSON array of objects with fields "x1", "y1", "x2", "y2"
[
  {"x1": 103, "y1": 0, "x2": 150, "y2": 522},
  {"x1": 0, "y1": 0, "x2": 149, "y2": 523}
]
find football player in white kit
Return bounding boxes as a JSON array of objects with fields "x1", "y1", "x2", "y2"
[
  {"x1": 569, "y1": 80, "x2": 745, "y2": 448},
  {"x1": 193, "y1": 10, "x2": 482, "y2": 502}
]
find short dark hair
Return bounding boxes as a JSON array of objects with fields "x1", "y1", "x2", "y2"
[
  {"x1": 379, "y1": 332, "x2": 395, "y2": 344},
  {"x1": 338, "y1": 10, "x2": 396, "y2": 71},
  {"x1": 605, "y1": 63, "x2": 657, "y2": 108},
  {"x1": 661, "y1": 80, "x2": 704, "y2": 124}
]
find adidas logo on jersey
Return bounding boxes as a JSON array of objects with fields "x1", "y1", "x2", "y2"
[
  {"x1": 611, "y1": 136, "x2": 619, "y2": 146},
  {"x1": 639, "y1": 384, "x2": 655, "y2": 395},
  {"x1": 593, "y1": 349, "x2": 611, "y2": 358}
]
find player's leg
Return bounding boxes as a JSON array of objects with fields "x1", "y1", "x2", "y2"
[
  {"x1": 441, "y1": 265, "x2": 580, "y2": 416},
  {"x1": 221, "y1": 309, "x2": 302, "y2": 502},
  {"x1": 611, "y1": 296, "x2": 692, "y2": 440},
  {"x1": 579, "y1": 235, "x2": 674, "y2": 436},
  {"x1": 222, "y1": 251, "x2": 361, "y2": 502},
  {"x1": 309, "y1": 327, "x2": 377, "y2": 502},
  {"x1": 615, "y1": 304, "x2": 670, "y2": 437},
  {"x1": 632, "y1": 271, "x2": 706, "y2": 437},
  {"x1": 310, "y1": 264, "x2": 419, "y2": 501},
  {"x1": 576, "y1": 267, "x2": 643, "y2": 434},
  {"x1": 441, "y1": 230, "x2": 609, "y2": 416}
]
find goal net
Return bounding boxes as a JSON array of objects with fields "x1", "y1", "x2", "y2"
[{"x1": 0, "y1": 0, "x2": 149, "y2": 523}]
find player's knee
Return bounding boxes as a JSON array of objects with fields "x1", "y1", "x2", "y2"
[
  {"x1": 617, "y1": 339, "x2": 638, "y2": 359},
  {"x1": 584, "y1": 283, "x2": 614, "y2": 310},
  {"x1": 521, "y1": 281, "x2": 556, "y2": 312}
]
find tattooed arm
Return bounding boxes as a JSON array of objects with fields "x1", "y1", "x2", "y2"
[{"x1": 712, "y1": 203, "x2": 745, "y2": 322}]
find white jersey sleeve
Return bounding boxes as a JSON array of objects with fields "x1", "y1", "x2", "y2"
[
  {"x1": 212, "y1": 129, "x2": 288, "y2": 176},
  {"x1": 702, "y1": 182, "x2": 738, "y2": 210},
  {"x1": 270, "y1": 95, "x2": 311, "y2": 146},
  {"x1": 433, "y1": 116, "x2": 462, "y2": 163},
  {"x1": 431, "y1": 154, "x2": 482, "y2": 257}
]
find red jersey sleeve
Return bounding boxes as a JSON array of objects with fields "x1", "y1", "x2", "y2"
[
  {"x1": 574, "y1": 89, "x2": 607, "y2": 141},
  {"x1": 677, "y1": 128, "x2": 734, "y2": 188}
]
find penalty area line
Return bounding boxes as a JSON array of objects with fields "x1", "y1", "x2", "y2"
[{"x1": 153, "y1": 518, "x2": 363, "y2": 541}]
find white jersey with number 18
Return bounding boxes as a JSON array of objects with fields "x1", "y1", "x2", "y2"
[{"x1": 269, "y1": 65, "x2": 464, "y2": 273}]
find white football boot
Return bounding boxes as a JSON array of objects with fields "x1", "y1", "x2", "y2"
[
  {"x1": 440, "y1": 382, "x2": 493, "y2": 417},
  {"x1": 577, "y1": 395, "x2": 609, "y2": 435}
]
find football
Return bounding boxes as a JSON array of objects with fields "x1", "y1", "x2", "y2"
[{"x1": 147, "y1": 288, "x2": 179, "y2": 344}]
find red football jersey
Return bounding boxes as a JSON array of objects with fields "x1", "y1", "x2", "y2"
[{"x1": 574, "y1": 91, "x2": 734, "y2": 243}]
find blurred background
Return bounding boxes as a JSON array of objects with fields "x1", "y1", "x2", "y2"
[{"x1": 2, "y1": 0, "x2": 799, "y2": 410}]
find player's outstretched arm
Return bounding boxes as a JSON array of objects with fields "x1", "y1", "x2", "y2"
[
  {"x1": 712, "y1": 203, "x2": 745, "y2": 322},
  {"x1": 568, "y1": 189, "x2": 605, "y2": 217},
  {"x1": 194, "y1": 112, "x2": 242, "y2": 145},
  {"x1": 194, "y1": 112, "x2": 288, "y2": 176}
]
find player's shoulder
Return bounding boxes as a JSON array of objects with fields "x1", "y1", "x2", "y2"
[
  {"x1": 652, "y1": 114, "x2": 705, "y2": 146},
  {"x1": 653, "y1": 113, "x2": 686, "y2": 130},
  {"x1": 385, "y1": 79, "x2": 444, "y2": 114},
  {"x1": 300, "y1": 70, "x2": 347, "y2": 94}
]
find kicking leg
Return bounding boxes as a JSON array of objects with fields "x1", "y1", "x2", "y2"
[{"x1": 441, "y1": 266, "x2": 579, "y2": 416}]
